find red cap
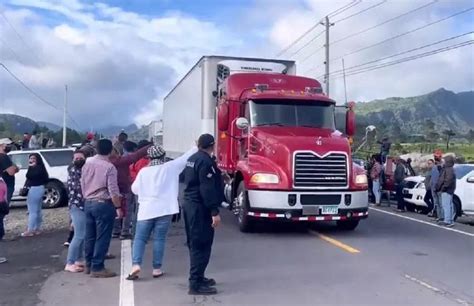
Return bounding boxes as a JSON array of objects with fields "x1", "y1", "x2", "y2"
[{"x1": 86, "y1": 132, "x2": 94, "y2": 140}]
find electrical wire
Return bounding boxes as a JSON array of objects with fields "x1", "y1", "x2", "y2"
[
  {"x1": 304, "y1": 2, "x2": 472, "y2": 75},
  {"x1": 333, "y1": 0, "x2": 388, "y2": 23},
  {"x1": 324, "y1": 31, "x2": 474, "y2": 78},
  {"x1": 331, "y1": 41, "x2": 474, "y2": 79},
  {"x1": 331, "y1": 1, "x2": 438, "y2": 45}
]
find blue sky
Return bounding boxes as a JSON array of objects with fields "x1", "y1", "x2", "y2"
[{"x1": 1, "y1": 0, "x2": 472, "y2": 127}]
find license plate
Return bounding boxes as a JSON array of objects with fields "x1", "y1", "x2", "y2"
[{"x1": 321, "y1": 205, "x2": 339, "y2": 215}]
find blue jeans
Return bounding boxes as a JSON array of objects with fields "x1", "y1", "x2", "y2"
[
  {"x1": 84, "y1": 200, "x2": 116, "y2": 272},
  {"x1": 66, "y1": 206, "x2": 86, "y2": 265},
  {"x1": 113, "y1": 193, "x2": 135, "y2": 236},
  {"x1": 372, "y1": 180, "x2": 381, "y2": 204},
  {"x1": 27, "y1": 186, "x2": 45, "y2": 231},
  {"x1": 432, "y1": 190, "x2": 443, "y2": 219},
  {"x1": 441, "y1": 192, "x2": 454, "y2": 224},
  {"x1": 132, "y1": 215, "x2": 172, "y2": 269}
]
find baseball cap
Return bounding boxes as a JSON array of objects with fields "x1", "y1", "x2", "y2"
[
  {"x1": 198, "y1": 134, "x2": 215, "y2": 149},
  {"x1": 0, "y1": 138, "x2": 12, "y2": 145}
]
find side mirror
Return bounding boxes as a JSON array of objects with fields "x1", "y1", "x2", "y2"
[
  {"x1": 217, "y1": 103, "x2": 229, "y2": 131},
  {"x1": 346, "y1": 101, "x2": 356, "y2": 137},
  {"x1": 467, "y1": 176, "x2": 474, "y2": 183},
  {"x1": 236, "y1": 117, "x2": 250, "y2": 130}
]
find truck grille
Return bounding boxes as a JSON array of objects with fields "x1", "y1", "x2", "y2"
[{"x1": 294, "y1": 152, "x2": 348, "y2": 188}]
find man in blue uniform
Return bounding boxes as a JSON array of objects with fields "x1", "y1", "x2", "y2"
[{"x1": 182, "y1": 134, "x2": 224, "y2": 295}]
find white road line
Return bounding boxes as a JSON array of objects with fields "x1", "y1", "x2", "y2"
[
  {"x1": 119, "y1": 240, "x2": 135, "y2": 306},
  {"x1": 404, "y1": 274, "x2": 470, "y2": 306},
  {"x1": 370, "y1": 206, "x2": 474, "y2": 237}
]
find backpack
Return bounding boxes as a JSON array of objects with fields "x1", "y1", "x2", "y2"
[{"x1": 0, "y1": 177, "x2": 9, "y2": 215}]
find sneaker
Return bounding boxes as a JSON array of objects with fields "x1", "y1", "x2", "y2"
[
  {"x1": 0, "y1": 257, "x2": 7, "y2": 264},
  {"x1": 63, "y1": 241, "x2": 70, "y2": 247},
  {"x1": 64, "y1": 264, "x2": 84, "y2": 273},
  {"x1": 445, "y1": 223, "x2": 455, "y2": 228},
  {"x1": 201, "y1": 277, "x2": 217, "y2": 287},
  {"x1": 188, "y1": 285, "x2": 218, "y2": 295},
  {"x1": 91, "y1": 269, "x2": 117, "y2": 278}
]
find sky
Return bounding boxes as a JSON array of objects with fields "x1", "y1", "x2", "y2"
[{"x1": 0, "y1": 0, "x2": 473, "y2": 130}]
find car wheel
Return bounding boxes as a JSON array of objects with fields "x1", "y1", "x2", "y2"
[
  {"x1": 336, "y1": 220, "x2": 359, "y2": 231},
  {"x1": 43, "y1": 181, "x2": 66, "y2": 209},
  {"x1": 235, "y1": 181, "x2": 254, "y2": 233},
  {"x1": 405, "y1": 202, "x2": 416, "y2": 212}
]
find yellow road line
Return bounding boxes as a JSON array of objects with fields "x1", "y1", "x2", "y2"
[{"x1": 310, "y1": 231, "x2": 361, "y2": 254}]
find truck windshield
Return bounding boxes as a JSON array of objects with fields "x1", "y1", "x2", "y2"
[{"x1": 249, "y1": 100, "x2": 335, "y2": 129}]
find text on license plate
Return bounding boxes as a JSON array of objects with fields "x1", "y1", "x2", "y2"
[{"x1": 321, "y1": 205, "x2": 339, "y2": 215}]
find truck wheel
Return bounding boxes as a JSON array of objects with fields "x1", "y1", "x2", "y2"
[
  {"x1": 336, "y1": 220, "x2": 359, "y2": 231},
  {"x1": 42, "y1": 181, "x2": 66, "y2": 209},
  {"x1": 235, "y1": 181, "x2": 253, "y2": 232}
]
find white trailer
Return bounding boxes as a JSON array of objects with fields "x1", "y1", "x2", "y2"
[{"x1": 162, "y1": 55, "x2": 296, "y2": 157}]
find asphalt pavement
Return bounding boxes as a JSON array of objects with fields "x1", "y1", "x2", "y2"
[{"x1": 31, "y1": 203, "x2": 474, "y2": 306}]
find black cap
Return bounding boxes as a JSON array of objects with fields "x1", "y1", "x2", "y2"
[{"x1": 198, "y1": 134, "x2": 215, "y2": 149}]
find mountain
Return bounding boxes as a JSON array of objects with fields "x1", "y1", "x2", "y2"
[
  {"x1": 95, "y1": 124, "x2": 139, "y2": 137},
  {"x1": 0, "y1": 114, "x2": 39, "y2": 135},
  {"x1": 355, "y1": 88, "x2": 474, "y2": 138},
  {"x1": 37, "y1": 121, "x2": 62, "y2": 132}
]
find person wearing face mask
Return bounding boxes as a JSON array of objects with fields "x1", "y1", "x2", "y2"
[
  {"x1": 65, "y1": 150, "x2": 87, "y2": 272},
  {"x1": 21, "y1": 153, "x2": 49, "y2": 237}
]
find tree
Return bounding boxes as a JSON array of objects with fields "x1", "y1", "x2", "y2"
[
  {"x1": 468, "y1": 129, "x2": 474, "y2": 143},
  {"x1": 443, "y1": 129, "x2": 456, "y2": 150}
]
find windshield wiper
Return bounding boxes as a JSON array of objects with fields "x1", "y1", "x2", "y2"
[{"x1": 256, "y1": 123, "x2": 285, "y2": 127}]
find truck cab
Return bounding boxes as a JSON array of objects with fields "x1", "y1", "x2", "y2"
[{"x1": 216, "y1": 73, "x2": 368, "y2": 231}]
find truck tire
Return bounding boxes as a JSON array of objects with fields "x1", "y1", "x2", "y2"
[
  {"x1": 235, "y1": 181, "x2": 254, "y2": 232},
  {"x1": 42, "y1": 181, "x2": 66, "y2": 209},
  {"x1": 336, "y1": 220, "x2": 359, "y2": 231}
]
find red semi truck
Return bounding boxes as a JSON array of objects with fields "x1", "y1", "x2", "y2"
[{"x1": 163, "y1": 56, "x2": 368, "y2": 232}]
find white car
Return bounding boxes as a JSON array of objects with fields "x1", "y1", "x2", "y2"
[
  {"x1": 402, "y1": 164, "x2": 474, "y2": 217},
  {"x1": 8, "y1": 148, "x2": 74, "y2": 208},
  {"x1": 403, "y1": 176, "x2": 427, "y2": 211}
]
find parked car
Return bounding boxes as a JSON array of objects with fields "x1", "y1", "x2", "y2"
[
  {"x1": 402, "y1": 176, "x2": 429, "y2": 213},
  {"x1": 8, "y1": 148, "x2": 74, "y2": 208},
  {"x1": 400, "y1": 164, "x2": 474, "y2": 218}
]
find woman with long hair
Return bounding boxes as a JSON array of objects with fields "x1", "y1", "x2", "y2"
[
  {"x1": 64, "y1": 150, "x2": 87, "y2": 272},
  {"x1": 21, "y1": 153, "x2": 49, "y2": 237}
]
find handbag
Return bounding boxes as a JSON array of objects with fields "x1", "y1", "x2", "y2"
[{"x1": 19, "y1": 186, "x2": 29, "y2": 197}]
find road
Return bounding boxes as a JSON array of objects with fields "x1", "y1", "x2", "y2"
[{"x1": 2, "y1": 204, "x2": 473, "y2": 306}]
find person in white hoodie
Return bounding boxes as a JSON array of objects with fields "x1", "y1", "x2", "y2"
[{"x1": 126, "y1": 144, "x2": 197, "y2": 280}]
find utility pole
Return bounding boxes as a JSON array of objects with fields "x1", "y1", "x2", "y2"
[
  {"x1": 321, "y1": 16, "x2": 334, "y2": 96},
  {"x1": 62, "y1": 84, "x2": 68, "y2": 147},
  {"x1": 342, "y1": 58, "x2": 348, "y2": 104}
]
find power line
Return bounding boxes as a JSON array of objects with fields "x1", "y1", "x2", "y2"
[
  {"x1": 305, "y1": 6, "x2": 474, "y2": 75},
  {"x1": 331, "y1": 1, "x2": 438, "y2": 45},
  {"x1": 0, "y1": 62, "x2": 82, "y2": 130},
  {"x1": 0, "y1": 37, "x2": 23, "y2": 63},
  {"x1": 333, "y1": 0, "x2": 388, "y2": 23},
  {"x1": 0, "y1": 11, "x2": 41, "y2": 63},
  {"x1": 276, "y1": 1, "x2": 362, "y2": 57},
  {"x1": 0, "y1": 62, "x2": 60, "y2": 110},
  {"x1": 331, "y1": 41, "x2": 473, "y2": 79},
  {"x1": 285, "y1": 30, "x2": 325, "y2": 59},
  {"x1": 324, "y1": 31, "x2": 474, "y2": 78}
]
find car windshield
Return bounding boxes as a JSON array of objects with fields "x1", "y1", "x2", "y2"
[
  {"x1": 454, "y1": 165, "x2": 474, "y2": 179},
  {"x1": 41, "y1": 150, "x2": 74, "y2": 167},
  {"x1": 249, "y1": 100, "x2": 335, "y2": 129}
]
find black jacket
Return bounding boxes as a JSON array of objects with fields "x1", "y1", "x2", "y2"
[
  {"x1": 182, "y1": 151, "x2": 224, "y2": 216},
  {"x1": 26, "y1": 165, "x2": 49, "y2": 187},
  {"x1": 394, "y1": 163, "x2": 406, "y2": 184},
  {"x1": 436, "y1": 156, "x2": 456, "y2": 195}
]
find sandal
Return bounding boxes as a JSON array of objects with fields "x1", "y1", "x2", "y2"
[
  {"x1": 65, "y1": 264, "x2": 84, "y2": 273},
  {"x1": 21, "y1": 232, "x2": 35, "y2": 237},
  {"x1": 126, "y1": 267, "x2": 141, "y2": 281},
  {"x1": 152, "y1": 269, "x2": 164, "y2": 278}
]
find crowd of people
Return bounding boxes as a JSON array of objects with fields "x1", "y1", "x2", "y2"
[
  {"x1": 1, "y1": 131, "x2": 226, "y2": 295},
  {"x1": 366, "y1": 142, "x2": 458, "y2": 228}
]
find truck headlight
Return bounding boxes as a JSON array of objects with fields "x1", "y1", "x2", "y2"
[
  {"x1": 250, "y1": 173, "x2": 279, "y2": 184},
  {"x1": 355, "y1": 174, "x2": 368, "y2": 185}
]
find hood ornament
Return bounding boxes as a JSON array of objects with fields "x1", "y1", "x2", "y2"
[{"x1": 316, "y1": 137, "x2": 323, "y2": 146}]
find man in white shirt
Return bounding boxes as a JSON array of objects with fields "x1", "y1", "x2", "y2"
[{"x1": 126, "y1": 144, "x2": 197, "y2": 280}]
